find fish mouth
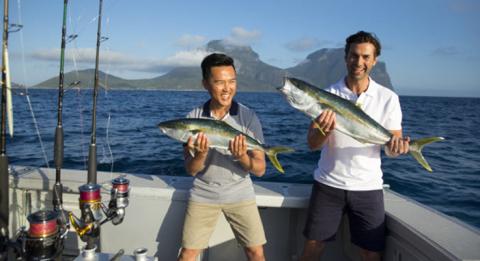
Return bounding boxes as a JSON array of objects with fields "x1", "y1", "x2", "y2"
[
  {"x1": 158, "y1": 127, "x2": 167, "y2": 134},
  {"x1": 158, "y1": 125, "x2": 170, "y2": 135},
  {"x1": 277, "y1": 77, "x2": 293, "y2": 93}
]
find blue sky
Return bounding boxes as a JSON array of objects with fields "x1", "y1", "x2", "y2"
[{"x1": 5, "y1": 0, "x2": 480, "y2": 97}]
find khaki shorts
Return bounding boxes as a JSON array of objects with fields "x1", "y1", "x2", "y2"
[{"x1": 181, "y1": 200, "x2": 266, "y2": 249}]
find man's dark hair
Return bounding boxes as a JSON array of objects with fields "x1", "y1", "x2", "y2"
[
  {"x1": 201, "y1": 53, "x2": 236, "y2": 80},
  {"x1": 345, "y1": 31, "x2": 382, "y2": 57}
]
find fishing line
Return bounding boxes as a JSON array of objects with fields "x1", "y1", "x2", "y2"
[
  {"x1": 68, "y1": 6, "x2": 88, "y2": 170},
  {"x1": 68, "y1": 1, "x2": 118, "y2": 172},
  {"x1": 101, "y1": 16, "x2": 114, "y2": 174},
  {"x1": 68, "y1": 0, "x2": 119, "y2": 45},
  {"x1": 106, "y1": 113, "x2": 113, "y2": 173},
  {"x1": 15, "y1": 0, "x2": 50, "y2": 170}
]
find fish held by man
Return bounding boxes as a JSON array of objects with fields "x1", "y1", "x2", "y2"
[
  {"x1": 278, "y1": 77, "x2": 444, "y2": 172},
  {"x1": 158, "y1": 118, "x2": 294, "y2": 174}
]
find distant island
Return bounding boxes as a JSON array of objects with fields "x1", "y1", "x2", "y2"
[{"x1": 33, "y1": 40, "x2": 393, "y2": 92}]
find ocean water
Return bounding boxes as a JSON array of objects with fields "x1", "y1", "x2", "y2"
[{"x1": 6, "y1": 89, "x2": 480, "y2": 230}]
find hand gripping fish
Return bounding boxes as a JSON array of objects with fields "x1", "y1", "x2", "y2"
[
  {"x1": 158, "y1": 118, "x2": 294, "y2": 174},
  {"x1": 278, "y1": 77, "x2": 444, "y2": 172}
]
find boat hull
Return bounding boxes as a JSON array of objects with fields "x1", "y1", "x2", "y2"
[{"x1": 7, "y1": 166, "x2": 480, "y2": 260}]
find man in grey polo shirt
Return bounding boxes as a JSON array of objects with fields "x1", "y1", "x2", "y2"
[{"x1": 177, "y1": 53, "x2": 267, "y2": 261}]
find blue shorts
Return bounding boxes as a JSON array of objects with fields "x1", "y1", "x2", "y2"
[{"x1": 303, "y1": 181, "x2": 386, "y2": 252}]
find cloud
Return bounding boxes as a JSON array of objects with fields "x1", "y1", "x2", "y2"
[
  {"x1": 175, "y1": 34, "x2": 207, "y2": 49},
  {"x1": 154, "y1": 49, "x2": 210, "y2": 70},
  {"x1": 31, "y1": 48, "x2": 132, "y2": 64},
  {"x1": 223, "y1": 27, "x2": 261, "y2": 46},
  {"x1": 30, "y1": 48, "x2": 211, "y2": 73},
  {"x1": 431, "y1": 46, "x2": 460, "y2": 56},
  {"x1": 285, "y1": 37, "x2": 333, "y2": 52}
]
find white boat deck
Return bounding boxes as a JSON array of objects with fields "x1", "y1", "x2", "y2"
[{"x1": 7, "y1": 166, "x2": 480, "y2": 260}]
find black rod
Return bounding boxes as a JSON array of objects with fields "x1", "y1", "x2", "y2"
[
  {"x1": 53, "y1": 0, "x2": 69, "y2": 213},
  {"x1": 87, "y1": 0, "x2": 103, "y2": 185},
  {"x1": 0, "y1": 0, "x2": 10, "y2": 248}
]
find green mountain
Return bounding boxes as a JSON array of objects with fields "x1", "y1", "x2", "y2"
[
  {"x1": 140, "y1": 67, "x2": 203, "y2": 90},
  {"x1": 33, "y1": 41, "x2": 393, "y2": 91},
  {"x1": 34, "y1": 69, "x2": 141, "y2": 89}
]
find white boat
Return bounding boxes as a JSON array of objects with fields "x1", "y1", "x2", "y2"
[{"x1": 7, "y1": 165, "x2": 480, "y2": 260}]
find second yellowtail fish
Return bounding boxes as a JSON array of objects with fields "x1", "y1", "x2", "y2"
[{"x1": 278, "y1": 77, "x2": 444, "y2": 172}]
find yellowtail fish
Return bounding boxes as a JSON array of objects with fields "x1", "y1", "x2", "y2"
[
  {"x1": 278, "y1": 77, "x2": 444, "y2": 172},
  {"x1": 158, "y1": 118, "x2": 294, "y2": 174}
]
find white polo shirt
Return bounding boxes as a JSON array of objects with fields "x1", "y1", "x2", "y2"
[{"x1": 314, "y1": 77, "x2": 402, "y2": 191}]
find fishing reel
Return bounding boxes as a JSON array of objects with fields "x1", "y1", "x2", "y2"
[
  {"x1": 106, "y1": 177, "x2": 130, "y2": 225},
  {"x1": 69, "y1": 183, "x2": 102, "y2": 246},
  {"x1": 13, "y1": 210, "x2": 67, "y2": 260},
  {"x1": 69, "y1": 178, "x2": 130, "y2": 247}
]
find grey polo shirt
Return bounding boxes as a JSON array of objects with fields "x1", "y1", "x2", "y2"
[{"x1": 186, "y1": 100, "x2": 264, "y2": 204}]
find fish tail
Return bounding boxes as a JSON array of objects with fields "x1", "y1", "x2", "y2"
[
  {"x1": 409, "y1": 137, "x2": 445, "y2": 172},
  {"x1": 265, "y1": 146, "x2": 295, "y2": 174}
]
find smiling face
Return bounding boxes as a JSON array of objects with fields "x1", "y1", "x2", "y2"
[
  {"x1": 203, "y1": 65, "x2": 237, "y2": 111},
  {"x1": 345, "y1": 42, "x2": 378, "y2": 82}
]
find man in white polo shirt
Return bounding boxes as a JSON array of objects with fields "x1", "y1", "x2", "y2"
[{"x1": 300, "y1": 31, "x2": 410, "y2": 261}]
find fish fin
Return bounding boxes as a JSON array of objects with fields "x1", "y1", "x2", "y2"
[
  {"x1": 265, "y1": 146, "x2": 295, "y2": 174},
  {"x1": 409, "y1": 137, "x2": 445, "y2": 172},
  {"x1": 311, "y1": 121, "x2": 326, "y2": 136},
  {"x1": 185, "y1": 129, "x2": 202, "y2": 157},
  {"x1": 355, "y1": 101, "x2": 363, "y2": 109}
]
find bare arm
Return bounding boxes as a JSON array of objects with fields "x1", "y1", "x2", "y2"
[
  {"x1": 229, "y1": 134, "x2": 266, "y2": 177},
  {"x1": 184, "y1": 133, "x2": 209, "y2": 176},
  {"x1": 385, "y1": 130, "x2": 410, "y2": 157},
  {"x1": 307, "y1": 109, "x2": 336, "y2": 150}
]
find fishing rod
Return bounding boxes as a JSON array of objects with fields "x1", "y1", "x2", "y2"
[
  {"x1": 0, "y1": 1, "x2": 23, "y2": 259},
  {"x1": 37, "y1": 0, "x2": 71, "y2": 258},
  {"x1": 78, "y1": 0, "x2": 105, "y2": 250},
  {"x1": 1, "y1": 1, "x2": 66, "y2": 259},
  {"x1": 1, "y1": 0, "x2": 11, "y2": 258},
  {"x1": 16, "y1": 0, "x2": 129, "y2": 256},
  {"x1": 66, "y1": 0, "x2": 130, "y2": 253},
  {"x1": 88, "y1": 0, "x2": 104, "y2": 185},
  {"x1": 52, "y1": 0, "x2": 69, "y2": 220},
  {"x1": 2, "y1": 0, "x2": 129, "y2": 258}
]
